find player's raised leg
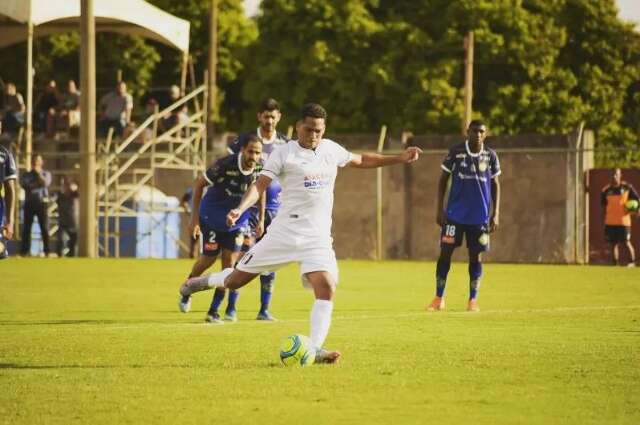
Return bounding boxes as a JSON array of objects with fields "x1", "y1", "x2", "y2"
[{"x1": 178, "y1": 250, "x2": 217, "y2": 313}]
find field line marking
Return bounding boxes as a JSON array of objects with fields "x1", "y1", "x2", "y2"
[{"x1": 3, "y1": 304, "x2": 633, "y2": 331}]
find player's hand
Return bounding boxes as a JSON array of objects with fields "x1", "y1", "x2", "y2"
[
  {"x1": 255, "y1": 220, "x2": 265, "y2": 239},
  {"x1": 227, "y1": 209, "x2": 241, "y2": 227},
  {"x1": 401, "y1": 146, "x2": 423, "y2": 163},
  {"x1": 436, "y1": 210, "x2": 445, "y2": 227},
  {"x1": 490, "y1": 214, "x2": 499, "y2": 233},
  {"x1": 1, "y1": 222, "x2": 14, "y2": 240},
  {"x1": 189, "y1": 221, "x2": 201, "y2": 239}
]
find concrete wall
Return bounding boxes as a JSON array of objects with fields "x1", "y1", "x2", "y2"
[
  {"x1": 151, "y1": 132, "x2": 587, "y2": 263},
  {"x1": 332, "y1": 133, "x2": 583, "y2": 263}
]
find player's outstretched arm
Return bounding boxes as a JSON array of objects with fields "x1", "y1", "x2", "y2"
[
  {"x1": 490, "y1": 176, "x2": 501, "y2": 232},
  {"x1": 227, "y1": 175, "x2": 272, "y2": 227},
  {"x1": 2, "y1": 179, "x2": 16, "y2": 239},
  {"x1": 436, "y1": 171, "x2": 450, "y2": 227},
  {"x1": 190, "y1": 176, "x2": 208, "y2": 238},
  {"x1": 347, "y1": 147, "x2": 422, "y2": 169}
]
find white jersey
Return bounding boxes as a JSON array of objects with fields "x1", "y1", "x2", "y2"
[{"x1": 260, "y1": 139, "x2": 353, "y2": 242}]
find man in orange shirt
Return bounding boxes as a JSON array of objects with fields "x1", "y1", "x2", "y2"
[{"x1": 601, "y1": 168, "x2": 639, "y2": 266}]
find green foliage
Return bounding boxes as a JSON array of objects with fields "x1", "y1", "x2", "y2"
[
  {"x1": 148, "y1": 0, "x2": 258, "y2": 127},
  {"x1": 243, "y1": 0, "x2": 640, "y2": 166},
  {"x1": 1, "y1": 259, "x2": 639, "y2": 424},
  {"x1": 0, "y1": 0, "x2": 638, "y2": 166}
]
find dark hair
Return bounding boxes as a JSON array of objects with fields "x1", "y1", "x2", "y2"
[
  {"x1": 300, "y1": 103, "x2": 327, "y2": 120},
  {"x1": 468, "y1": 119, "x2": 486, "y2": 129},
  {"x1": 259, "y1": 98, "x2": 280, "y2": 113},
  {"x1": 241, "y1": 133, "x2": 263, "y2": 149}
]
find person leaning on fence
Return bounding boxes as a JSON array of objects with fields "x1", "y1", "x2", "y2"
[
  {"x1": 55, "y1": 175, "x2": 79, "y2": 257},
  {"x1": 161, "y1": 85, "x2": 188, "y2": 133},
  {"x1": 34, "y1": 80, "x2": 60, "y2": 138},
  {"x1": 1, "y1": 82, "x2": 25, "y2": 137},
  {"x1": 601, "y1": 168, "x2": 639, "y2": 267},
  {"x1": 58, "y1": 80, "x2": 81, "y2": 134},
  {"x1": 20, "y1": 155, "x2": 52, "y2": 257},
  {"x1": 98, "y1": 81, "x2": 133, "y2": 138}
]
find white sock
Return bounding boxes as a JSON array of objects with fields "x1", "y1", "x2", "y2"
[
  {"x1": 309, "y1": 299, "x2": 333, "y2": 349},
  {"x1": 207, "y1": 268, "x2": 234, "y2": 288}
]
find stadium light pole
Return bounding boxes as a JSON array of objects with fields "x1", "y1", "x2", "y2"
[
  {"x1": 462, "y1": 31, "x2": 474, "y2": 133},
  {"x1": 25, "y1": 19, "x2": 34, "y2": 171},
  {"x1": 79, "y1": 0, "x2": 97, "y2": 258},
  {"x1": 207, "y1": 0, "x2": 218, "y2": 146}
]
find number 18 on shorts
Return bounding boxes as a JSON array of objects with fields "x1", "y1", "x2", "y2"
[{"x1": 440, "y1": 220, "x2": 490, "y2": 252}]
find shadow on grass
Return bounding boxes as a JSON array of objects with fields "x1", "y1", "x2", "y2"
[
  {"x1": 0, "y1": 363, "x2": 193, "y2": 370},
  {"x1": 0, "y1": 320, "x2": 122, "y2": 326}
]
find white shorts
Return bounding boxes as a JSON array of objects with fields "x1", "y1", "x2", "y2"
[{"x1": 235, "y1": 231, "x2": 339, "y2": 288}]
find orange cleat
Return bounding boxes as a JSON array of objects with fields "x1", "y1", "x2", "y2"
[
  {"x1": 426, "y1": 296, "x2": 445, "y2": 311},
  {"x1": 467, "y1": 299, "x2": 480, "y2": 312}
]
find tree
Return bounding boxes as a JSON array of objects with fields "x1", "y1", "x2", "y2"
[{"x1": 241, "y1": 0, "x2": 640, "y2": 165}]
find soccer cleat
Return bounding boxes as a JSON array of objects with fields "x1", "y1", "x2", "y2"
[
  {"x1": 315, "y1": 348, "x2": 341, "y2": 364},
  {"x1": 178, "y1": 295, "x2": 192, "y2": 313},
  {"x1": 205, "y1": 312, "x2": 224, "y2": 324},
  {"x1": 224, "y1": 310, "x2": 238, "y2": 322},
  {"x1": 627, "y1": 263, "x2": 636, "y2": 268},
  {"x1": 467, "y1": 299, "x2": 480, "y2": 312},
  {"x1": 426, "y1": 296, "x2": 445, "y2": 311},
  {"x1": 256, "y1": 310, "x2": 277, "y2": 321}
]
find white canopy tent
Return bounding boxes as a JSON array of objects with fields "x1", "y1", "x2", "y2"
[
  {"x1": 0, "y1": 0, "x2": 190, "y2": 52},
  {"x1": 0, "y1": 0, "x2": 192, "y2": 257},
  {"x1": 0, "y1": 0, "x2": 190, "y2": 166}
]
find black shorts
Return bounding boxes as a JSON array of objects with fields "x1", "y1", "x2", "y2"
[
  {"x1": 0, "y1": 233, "x2": 7, "y2": 259},
  {"x1": 440, "y1": 220, "x2": 490, "y2": 252},
  {"x1": 199, "y1": 224, "x2": 244, "y2": 257},
  {"x1": 604, "y1": 225, "x2": 631, "y2": 244},
  {"x1": 241, "y1": 209, "x2": 277, "y2": 253}
]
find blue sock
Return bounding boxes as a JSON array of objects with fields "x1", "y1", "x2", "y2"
[
  {"x1": 469, "y1": 262, "x2": 483, "y2": 300},
  {"x1": 226, "y1": 290, "x2": 240, "y2": 314},
  {"x1": 209, "y1": 288, "x2": 225, "y2": 314},
  {"x1": 435, "y1": 258, "x2": 451, "y2": 297},
  {"x1": 259, "y1": 273, "x2": 275, "y2": 312}
]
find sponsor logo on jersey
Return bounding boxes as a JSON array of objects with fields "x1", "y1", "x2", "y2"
[
  {"x1": 226, "y1": 171, "x2": 239, "y2": 176},
  {"x1": 478, "y1": 161, "x2": 488, "y2": 172},
  {"x1": 204, "y1": 242, "x2": 218, "y2": 251},
  {"x1": 303, "y1": 173, "x2": 331, "y2": 189}
]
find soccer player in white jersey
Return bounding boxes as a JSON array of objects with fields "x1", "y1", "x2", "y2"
[{"x1": 179, "y1": 103, "x2": 422, "y2": 363}]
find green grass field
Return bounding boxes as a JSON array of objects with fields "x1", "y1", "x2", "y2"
[{"x1": 1, "y1": 259, "x2": 639, "y2": 425}]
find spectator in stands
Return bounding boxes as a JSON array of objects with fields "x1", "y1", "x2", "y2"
[
  {"x1": 34, "y1": 80, "x2": 60, "y2": 138},
  {"x1": 162, "y1": 85, "x2": 188, "y2": 132},
  {"x1": 20, "y1": 154, "x2": 52, "y2": 257},
  {"x1": 1, "y1": 83, "x2": 26, "y2": 136},
  {"x1": 98, "y1": 81, "x2": 133, "y2": 138},
  {"x1": 55, "y1": 175, "x2": 79, "y2": 257},
  {"x1": 58, "y1": 80, "x2": 81, "y2": 134}
]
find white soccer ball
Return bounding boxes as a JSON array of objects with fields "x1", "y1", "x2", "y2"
[{"x1": 279, "y1": 334, "x2": 315, "y2": 367}]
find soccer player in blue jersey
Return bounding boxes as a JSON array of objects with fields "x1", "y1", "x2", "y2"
[
  {"x1": 0, "y1": 121, "x2": 18, "y2": 259},
  {"x1": 228, "y1": 98, "x2": 289, "y2": 321},
  {"x1": 178, "y1": 135, "x2": 263, "y2": 323},
  {"x1": 428, "y1": 120, "x2": 501, "y2": 312}
]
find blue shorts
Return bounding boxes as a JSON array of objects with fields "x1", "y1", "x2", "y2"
[
  {"x1": 241, "y1": 209, "x2": 277, "y2": 253},
  {"x1": 199, "y1": 223, "x2": 244, "y2": 257},
  {"x1": 440, "y1": 219, "x2": 490, "y2": 252}
]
